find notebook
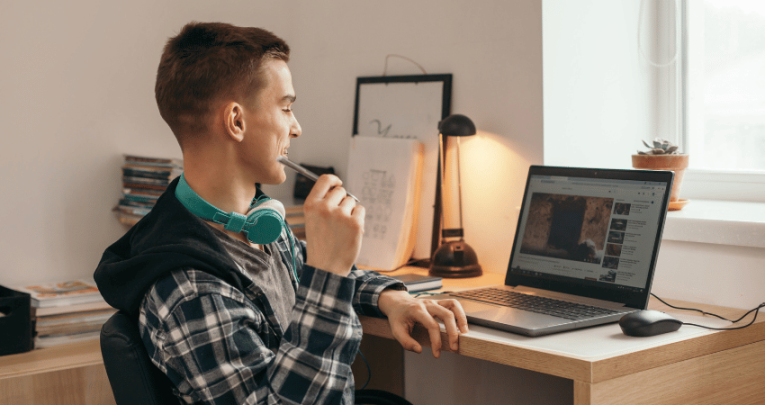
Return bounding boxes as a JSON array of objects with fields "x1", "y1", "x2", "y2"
[
  {"x1": 346, "y1": 136, "x2": 424, "y2": 270},
  {"x1": 445, "y1": 165, "x2": 674, "y2": 337}
]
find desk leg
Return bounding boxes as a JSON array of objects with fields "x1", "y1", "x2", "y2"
[
  {"x1": 574, "y1": 381, "x2": 592, "y2": 405},
  {"x1": 585, "y1": 339, "x2": 765, "y2": 405}
]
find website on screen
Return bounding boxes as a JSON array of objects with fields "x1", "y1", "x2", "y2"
[{"x1": 510, "y1": 175, "x2": 667, "y2": 291}]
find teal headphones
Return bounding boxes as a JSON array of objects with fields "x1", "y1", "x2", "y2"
[
  {"x1": 175, "y1": 174, "x2": 298, "y2": 280},
  {"x1": 175, "y1": 174, "x2": 286, "y2": 245}
]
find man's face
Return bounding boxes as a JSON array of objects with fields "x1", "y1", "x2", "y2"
[{"x1": 240, "y1": 59, "x2": 301, "y2": 185}]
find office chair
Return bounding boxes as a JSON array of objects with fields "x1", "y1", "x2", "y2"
[
  {"x1": 100, "y1": 311, "x2": 179, "y2": 405},
  {"x1": 101, "y1": 311, "x2": 413, "y2": 405}
]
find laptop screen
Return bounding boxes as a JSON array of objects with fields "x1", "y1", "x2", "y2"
[{"x1": 505, "y1": 166, "x2": 673, "y2": 308}]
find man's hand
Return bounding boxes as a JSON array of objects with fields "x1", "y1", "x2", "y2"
[
  {"x1": 377, "y1": 289, "x2": 469, "y2": 358},
  {"x1": 304, "y1": 174, "x2": 364, "y2": 277}
]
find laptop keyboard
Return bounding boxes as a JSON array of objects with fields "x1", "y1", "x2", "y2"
[{"x1": 451, "y1": 288, "x2": 623, "y2": 321}]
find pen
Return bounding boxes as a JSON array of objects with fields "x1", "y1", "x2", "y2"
[{"x1": 277, "y1": 156, "x2": 360, "y2": 203}]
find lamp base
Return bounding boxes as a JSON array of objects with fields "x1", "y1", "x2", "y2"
[{"x1": 429, "y1": 240, "x2": 482, "y2": 278}]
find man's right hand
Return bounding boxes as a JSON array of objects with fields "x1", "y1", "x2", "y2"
[{"x1": 303, "y1": 174, "x2": 364, "y2": 277}]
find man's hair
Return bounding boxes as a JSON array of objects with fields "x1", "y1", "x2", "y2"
[{"x1": 155, "y1": 22, "x2": 289, "y2": 145}]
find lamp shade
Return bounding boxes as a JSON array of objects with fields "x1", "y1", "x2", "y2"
[{"x1": 438, "y1": 114, "x2": 476, "y2": 137}]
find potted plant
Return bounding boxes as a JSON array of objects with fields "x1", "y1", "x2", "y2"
[{"x1": 632, "y1": 138, "x2": 689, "y2": 210}]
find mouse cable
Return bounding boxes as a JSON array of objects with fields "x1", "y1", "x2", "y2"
[
  {"x1": 683, "y1": 304, "x2": 764, "y2": 331},
  {"x1": 357, "y1": 349, "x2": 372, "y2": 390},
  {"x1": 651, "y1": 293, "x2": 765, "y2": 331},
  {"x1": 651, "y1": 293, "x2": 758, "y2": 323}
]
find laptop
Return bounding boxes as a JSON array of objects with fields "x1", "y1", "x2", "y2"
[{"x1": 445, "y1": 165, "x2": 674, "y2": 337}]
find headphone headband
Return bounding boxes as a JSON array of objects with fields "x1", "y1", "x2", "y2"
[{"x1": 175, "y1": 174, "x2": 285, "y2": 245}]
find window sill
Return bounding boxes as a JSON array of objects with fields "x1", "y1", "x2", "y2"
[{"x1": 662, "y1": 200, "x2": 765, "y2": 248}]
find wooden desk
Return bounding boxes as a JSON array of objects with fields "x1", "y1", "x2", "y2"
[
  {"x1": 359, "y1": 267, "x2": 765, "y2": 405},
  {"x1": 0, "y1": 339, "x2": 115, "y2": 405},
  {"x1": 2, "y1": 269, "x2": 762, "y2": 405}
]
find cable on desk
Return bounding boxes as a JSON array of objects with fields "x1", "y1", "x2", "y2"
[{"x1": 651, "y1": 293, "x2": 765, "y2": 331}]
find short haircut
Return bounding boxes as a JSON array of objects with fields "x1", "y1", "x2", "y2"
[{"x1": 155, "y1": 22, "x2": 290, "y2": 145}]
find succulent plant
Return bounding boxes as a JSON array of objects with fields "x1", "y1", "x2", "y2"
[{"x1": 638, "y1": 138, "x2": 680, "y2": 155}]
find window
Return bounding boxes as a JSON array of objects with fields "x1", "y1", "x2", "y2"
[
  {"x1": 683, "y1": 0, "x2": 765, "y2": 201},
  {"x1": 542, "y1": 0, "x2": 765, "y2": 202}
]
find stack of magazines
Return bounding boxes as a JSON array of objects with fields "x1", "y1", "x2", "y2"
[
  {"x1": 114, "y1": 154, "x2": 183, "y2": 226},
  {"x1": 13, "y1": 279, "x2": 115, "y2": 348},
  {"x1": 284, "y1": 200, "x2": 306, "y2": 241}
]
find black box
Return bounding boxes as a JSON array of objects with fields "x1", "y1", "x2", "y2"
[
  {"x1": 0, "y1": 285, "x2": 34, "y2": 356},
  {"x1": 293, "y1": 163, "x2": 335, "y2": 200}
]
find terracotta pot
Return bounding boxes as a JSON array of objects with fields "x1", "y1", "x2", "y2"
[{"x1": 632, "y1": 154, "x2": 689, "y2": 203}]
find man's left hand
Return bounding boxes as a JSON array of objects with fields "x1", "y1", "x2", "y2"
[{"x1": 377, "y1": 289, "x2": 468, "y2": 358}]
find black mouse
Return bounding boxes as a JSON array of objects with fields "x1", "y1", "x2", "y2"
[{"x1": 619, "y1": 310, "x2": 683, "y2": 337}]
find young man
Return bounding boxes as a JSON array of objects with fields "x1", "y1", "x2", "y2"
[{"x1": 95, "y1": 22, "x2": 468, "y2": 404}]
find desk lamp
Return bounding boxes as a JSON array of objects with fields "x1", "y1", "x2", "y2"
[{"x1": 429, "y1": 114, "x2": 482, "y2": 278}]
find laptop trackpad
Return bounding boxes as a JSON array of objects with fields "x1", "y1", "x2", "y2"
[{"x1": 461, "y1": 299, "x2": 571, "y2": 329}]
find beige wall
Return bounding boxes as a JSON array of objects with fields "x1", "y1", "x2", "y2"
[{"x1": 0, "y1": 0, "x2": 543, "y2": 286}]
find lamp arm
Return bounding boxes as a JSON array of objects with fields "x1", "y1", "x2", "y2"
[
  {"x1": 456, "y1": 137, "x2": 464, "y2": 239},
  {"x1": 438, "y1": 133, "x2": 446, "y2": 238}
]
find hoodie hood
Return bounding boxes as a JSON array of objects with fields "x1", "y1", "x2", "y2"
[{"x1": 94, "y1": 177, "x2": 255, "y2": 315}]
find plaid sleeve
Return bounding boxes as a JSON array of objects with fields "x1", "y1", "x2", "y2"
[
  {"x1": 295, "y1": 239, "x2": 405, "y2": 318},
  {"x1": 348, "y1": 268, "x2": 406, "y2": 317},
  {"x1": 141, "y1": 268, "x2": 360, "y2": 405}
]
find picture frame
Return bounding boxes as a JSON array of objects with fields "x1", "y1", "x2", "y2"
[{"x1": 352, "y1": 74, "x2": 452, "y2": 261}]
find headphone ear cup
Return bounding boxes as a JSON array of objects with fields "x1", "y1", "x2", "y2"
[
  {"x1": 251, "y1": 198, "x2": 286, "y2": 218},
  {"x1": 244, "y1": 199, "x2": 286, "y2": 245},
  {"x1": 244, "y1": 210, "x2": 283, "y2": 245}
]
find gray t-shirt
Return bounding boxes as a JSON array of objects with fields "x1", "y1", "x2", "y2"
[{"x1": 210, "y1": 226, "x2": 296, "y2": 332}]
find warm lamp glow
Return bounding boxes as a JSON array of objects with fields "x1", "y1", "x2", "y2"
[{"x1": 458, "y1": 130, "x2": 531, "y2": 273}]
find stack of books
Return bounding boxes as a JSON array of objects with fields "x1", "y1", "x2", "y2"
[
  {"x1": 13, "y1": 279, "x2": 115, "y2": 348},
  {"x1": 390, "y1": 273, "x2": 443, "y2": 293},
  {"x1": 114, "y1": 154, "x2": 183, "y2": 226},
  {"x1": 284, "y1": 202, "x2": 306, "y2": 241}
]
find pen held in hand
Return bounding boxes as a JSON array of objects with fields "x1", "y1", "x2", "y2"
[{"x1": 277, "y1": 156, "x2": 360, "y2": 203}]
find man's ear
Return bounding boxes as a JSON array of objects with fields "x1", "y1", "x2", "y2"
[{"x1": 223, "y1": 102, "x2": 245, "y2": 142}]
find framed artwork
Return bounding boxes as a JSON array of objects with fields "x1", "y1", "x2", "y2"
[{"x1": 352, "y1": 74, "x2": 452, "y2": 260}]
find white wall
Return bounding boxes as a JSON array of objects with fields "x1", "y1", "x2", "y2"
[
  {"x1": 276, "y1": 0, "x2": 543, "y2": 273},
  {"x1": 0, "y1": 0, "x2": 542, "y2": 287},
  {"x1": 0, "y1": 1, "x2": 294, "y2": 286},
  {"x1": 653, "y1": 240, "x2": 765, "y2": 309}
]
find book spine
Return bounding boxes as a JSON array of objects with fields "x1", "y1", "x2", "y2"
[
  {"x1": 123, "y1": 188, "x2": 164, "y2": 197},
  {"x1": 121, "y1": 195, "x2": 159, "y2": 204},
  {"x1": 122, "y1": 182, "x2": 168, "y2": 191},
  {"x1": 122, "y1": 177, "x2": 171, "y2": 186},
  {"x1": 124, "y1": 155, "x2": 182, "y2": 167},
  {"x1": 119, "y1": 198, "x2": 155, "y2": 207},
  {"x1": 122, "y1": 168, "x2": 177, "y2": 180},
  {"x1": 114, "y1": 205, "x2": 152, "y2": 216}
]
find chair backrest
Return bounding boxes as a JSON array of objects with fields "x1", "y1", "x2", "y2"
[
  {"x1": 100, "y1": 311, "x2": 179, "y2": 405},
  {"x1": 100, "y1": 312, "x2": 413, "y2": 405}
]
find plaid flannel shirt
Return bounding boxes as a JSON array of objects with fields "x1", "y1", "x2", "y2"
[{"x1": 138, "y1": 227, "x2": 404, "y2": 405}]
